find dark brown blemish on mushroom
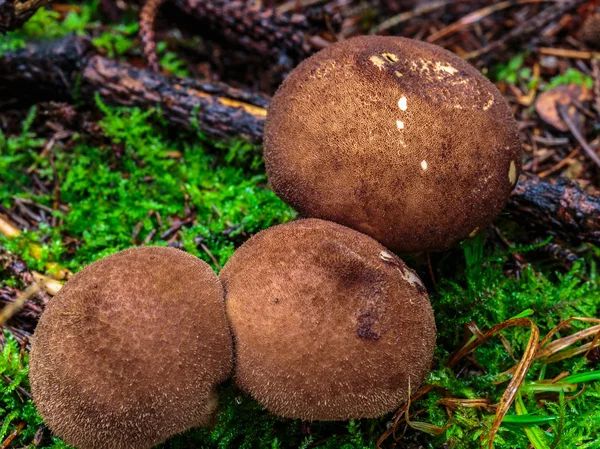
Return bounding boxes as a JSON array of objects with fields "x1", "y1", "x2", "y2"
[{"x1": 356, "y1": 309, "x2": 381, "y2": 340}]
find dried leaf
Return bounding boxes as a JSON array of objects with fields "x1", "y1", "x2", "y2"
[{"x1": 534, "y1": 84, "x2": 592, "y2": 132}]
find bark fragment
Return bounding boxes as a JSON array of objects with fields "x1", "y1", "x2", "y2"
[{"x1": 507, "y1": 172, "x2": 600, "y2": 247}]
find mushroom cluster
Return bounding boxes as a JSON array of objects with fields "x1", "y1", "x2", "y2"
[{"x1": 29, "y1": 35, "x2": 523, "y2": 448}]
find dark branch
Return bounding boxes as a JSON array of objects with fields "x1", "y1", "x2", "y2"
[
  {"x1": 507, "y1": 172, "x2": 600, "y2": 247},
  {"x1": 0, "y1": 36, "x2": 268, "y2": 143},
  {"x1": 170, "y1": 0, "x2": 337, "y2": 66}
]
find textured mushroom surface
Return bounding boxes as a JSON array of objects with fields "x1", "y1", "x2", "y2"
[
  {"x1": 220, "y1": 219, "x2": 436, "y2": 421},
  {"x1": 264, "y1": 35, "x2": 522, "y2": 253},
  {"x1": 29, "y1": 247, "x2": 233, "y2": 449}
]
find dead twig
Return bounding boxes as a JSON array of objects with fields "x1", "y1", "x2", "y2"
[
  {"x1": 556, "y1": 102, "x2": 600, "y2": 168},
  {"x1": 0, "y1": 282, "x2": 42, "y2": 327},
  {"x1": 0, "y1": 36, "x2": 269, "y2": 143},
  {"x1": 426, "y1": 0, "x2": 551, "y2": 44},
  {"x1": 370, "y1": 0, "x2": 454, "y2": 35},
  {"x1": 139, "y1": 0, "x2": 166, "y2": 72},
  {"x1": 467, "y1": 0, "x2": 587, "y2": 60},
  {"x1": 539, "y1": 47, "x2": 598, "y2": 59}
]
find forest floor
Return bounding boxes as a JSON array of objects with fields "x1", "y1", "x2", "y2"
[{"x1": 1, "y1": 1, "x2": 600, "y2": 448}]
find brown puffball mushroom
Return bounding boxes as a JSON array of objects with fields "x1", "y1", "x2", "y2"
[
  {"x1": 29, "y1": 247, "x2": 233, "y2": 449},
  {"x1": 220, "y1": 218, "x2": 436, "y2": 421},
  {"x1": 264, "y1": 35, "x2": 522, "y2": 253}
]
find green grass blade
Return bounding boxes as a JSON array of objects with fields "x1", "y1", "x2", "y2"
[{"x1": 515, "y1": 393, "x2": 551, "y2": 449}]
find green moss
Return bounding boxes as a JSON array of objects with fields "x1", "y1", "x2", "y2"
[
  {"x1": 544, "y1": 68, "x2": 594, "y2": 90},
  {"x1": 1, "y1": 101, "x2": 295, "y2": 271},
  {"x1": 489, "y1": 53, "x2": 527, "y2": 84},
  {"x1": 0, "y1": 4, "x2": 96, "y2": 56},
  {"x1": 92, "y1": 22, "x2": 139, "y2": 59}
]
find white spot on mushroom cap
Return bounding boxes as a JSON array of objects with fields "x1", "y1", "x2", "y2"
[
  {"x1": 379, "y1": 250, "x2": 395, "y2": 262},
  {"x1": 370, "y1": 56, "x2": 385, "y2": 70},
  {"x1": 509, "y1": 161, "x2": 517, "y2": 185},
  {"x1": 379, "y1": 250, "x2": 424, "y2": 290},
  {"x1": 434, "y1": 62, "x2": 458, "y2": 75},
  {"x1": 401, "y1": 269, "x2": 425, "y2": 290},
  {"x1": 421, "y1": 160, "x2": 428, "y2": 170},
  {"x1": 398, "y1": 97, "x2": 407, "y2": 111},
  {"x1": 483, "y1": 97, "x2": 495, "y2": 111},
  {"x1": 396, "y1": 120, "x2": 405, "y2": 130}
]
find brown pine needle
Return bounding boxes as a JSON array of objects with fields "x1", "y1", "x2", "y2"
[
  {"x1": 0, "y1": 282, "x2": 42, "y2": 327},
  {"x1": 557, "y1": 103, "x2": 600, "y2": 168},
  {"x1": 0, "y1": 214, "x2": 20, "y2": 238},
  {"x1": 544, "y1": 340, "x2": 600, "y2": 364},
  {"x1": 499, "y1": 318, "x2": 600, "y2": 379},
  {"x1": 539, "y1": 317, "x2": 600, "y2": 348},
  {"x1": 0, "y1": 421, "x2": 25, "y2": 449},
  {"x1": 438, "y1": 397, "x2": 493, "y2": 410},
  {"x1": 539, "y1": 47, "x2": 598, "y2": 59},
  {"x1": 405, "y1": 380, "x2": 451, "y2": 435},
  {"x1": 426, "y1": 0, "x2": 550, "y2": 43},
  {"x1": 370, "y1": 0, "x2": 454, "y2": 34},
  {"x1": 376, "y1": 384, "x2": 434, "y2": 448},
  {"x1": 487, "y1": 321, "x2": 539, "y2": 449},
  {"x1": 537, "y1": 324, "x2": 600, "y2": 360}
]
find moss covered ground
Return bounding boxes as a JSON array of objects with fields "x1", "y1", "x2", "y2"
[{"x1": 1, "y1": 3, "x2": 600, "y2": 449}]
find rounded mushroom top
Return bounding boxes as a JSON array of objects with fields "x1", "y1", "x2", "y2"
[
  {"x1": 29, "y1": 246, "x2": 233, "y2": 449},
  {"x1": 220, "y1": 218, "x2": 436, "y2": 421},
  {"x1": 264, "y1": 35, "x2": 522, "y2": 253}
]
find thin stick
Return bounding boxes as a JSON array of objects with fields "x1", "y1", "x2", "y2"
[
  {"x1": 557, "y1": 103, "x2": 600, "y2": 168},
  {"x1": 539, "y1": 47, "x2": 597, "y2": 59},
  {"x1": 466, "y1": 0, "x2": 586, "y2": 60},
  {"x1": 139, "y1": 0, "x2": 166, "y2": 72},
  {"x1": 426, "y1": 0, "x2": 551, "y2": 43},
  {"x1": 370, "y1": 0, "x2": 454, "y2": 34},
  {"x1": 0, "y1": 283, "x2": 42, "y2": 327}
]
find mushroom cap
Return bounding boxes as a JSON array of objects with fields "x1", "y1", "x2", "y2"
[
  {"x1": 220, "y1": 219, "x2": 436, "y2": 421},
  {"x1": 29, "y1": 247, "x2": 233, "y2": 449},
  {"x1": 264, "y1": 35, "x2": 522, "y2": 253}
]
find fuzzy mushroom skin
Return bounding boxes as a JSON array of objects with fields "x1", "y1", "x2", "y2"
[
  {"x1": 29, "y1": 247, "x2": 233, "y2": 449},
  {"x1": 220, "y1": 219, "x2": 436, "y2": 421},
  {"x1": 264, "y1": 36, "x2": 522, "y2": 253}
]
